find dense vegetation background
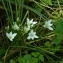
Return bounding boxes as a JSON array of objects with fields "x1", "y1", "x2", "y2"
[{"x1": 0, "y1": 0, "x2": 63, "y2": 63}]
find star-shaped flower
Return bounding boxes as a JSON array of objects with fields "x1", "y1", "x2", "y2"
[
  {"x1": 6, "y1": 31, "x2": 17, "y2": 41},
  {"x1": 27, "y1": 30, "x2": 38, "y2": 40},
  {"x1": 5, "y1": 26, "x2": 9, "y2": 30},
  {"x1": 12, "y1": 22, "x2": 19, "y2": 30},
  {"x1": 43, "y1": 19, "x2": 53, "y2": 30},
  {"x1": 24, "y1": 26, "x2": 30, "y2": 33},
  {"x1": 27, "y1": 18, "x2": 37, "y2": 27}
]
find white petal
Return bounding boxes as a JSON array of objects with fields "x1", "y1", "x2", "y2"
[
  {"x1": 30, "y1": 19, "x2": 33, "y2": 23},
  {"x1": 9, "y1": 38, "x2": 13, "y2": 41},
  {"x1": 34, "y1": 35, "x2": 39, "y2": 38},
  {"x1": 27, "y1": 36, "x2": 30, "y2": 40},
  {"x1": 27, "y1": 18, "x2": 29, "y2": 22},
  {"x1": 31, "y1": 37, "x2": 34, "y2": 40},
  {"x1": 9, "y1": 31, "x2": 12, "y2": 35},
  {"x1": 33, "y1": 22, "x2": 37, "y2": 24},
  {"x1": 24, "y1": 26, "x2": 30, "y2": 33},
  {"x1": 6, "y1": 33, "x2": 9, "y2": 38},
  {"x1": 49, "y1": 24, "x2": 53, "y2": 26},
  {"x1": 48, "y1": 27, "x2": 53, "y2": 30},
  {"x1": 13, "y1": 33, "x2": 17, "y2": 37},
  {"x1": 48, "y1": 19, "x2": 52, "y2": 23},
  {"x1": 27, "y1": 18, "x2": 30, "y2": 24}
]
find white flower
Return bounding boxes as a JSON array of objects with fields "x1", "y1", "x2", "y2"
[
  {"x1": 6, "y1": 31, "x2": 17, "y2": 41},
  {"x1": 12, "y1": 22, "x2": 19, "y2": 30},
  {"x1": 27, "y1": 30, "x2": 38, "y2": 40},
  {"x1": 43, "y1": 19, "x2": 53, "y2": 30},
  {"x1": 24, "y1": 26, "x2": 30, "y2": 33},
  {"x1": 27, "y1": 18, "x2": 37, "y2": 27},
  {"x1": 17, "y1": 17, "x2": 19, "y2": 21},
  {"x1": 5, "y1": 26, "x2": 9, "y2": 30}
]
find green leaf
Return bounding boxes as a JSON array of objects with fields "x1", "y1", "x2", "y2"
[
  {"x1": 0, "y1": 61, "x2": 2, "y2": 63},
  {"x1": 39, "y1": 54, "x2": 44, "y2": 62},
  {"x1": 31, "y1": 52, "x2": 39, "y2": 57},
  {"x1": 18, "y1": 57, "x2": 25, "y2": 63},
  {"x1": 53, "y1": 35, "x2": 62, "y2": 45},
  {"x1": 54, "y1": 19, "x2": 63, "y2": 34},
  {"x1": 18, "y1": 54, "x2": 31, "y2": 63},
  {"x1": 53, "y1": 19, "x2": 63, "y2": 45},
  {"x1": 43, "y1": 0, "x2": 52, "y2": 5},
  {"x1": 9, "y1": 59, "x2": 15, "y2": 63},
  {"x1": 26, "y1": 60, "x2": 31, "y2": 63},
  {"x1": 23, "y1": 54, "x2": 31, "y2": 61},
  {"x1": 31, "y1": 58, "x2": 38, "y2": 63}
]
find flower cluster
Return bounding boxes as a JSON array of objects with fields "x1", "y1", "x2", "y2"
[
  {"x1": 24, "y1": 18, "x2": 37, "y2": 33},
  {"x1": 24, "y1": 18, "x2": 38, "y2": 40},
  {"x1": 5, "y1": 18, "x2": 53, "y2": 41}
]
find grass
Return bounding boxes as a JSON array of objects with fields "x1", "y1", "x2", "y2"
[{"x1": 0, "y1": 0, "x2": 63, "y2": 63}]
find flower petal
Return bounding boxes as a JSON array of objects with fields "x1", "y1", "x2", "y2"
[
  {"x1": 48, "y1": 27, "x2": 53, "y2": 30},
  {"x1": 13, "y1": 33, "x2": 17, "y2": 37}
]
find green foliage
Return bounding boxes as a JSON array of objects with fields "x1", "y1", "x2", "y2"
[
  {"x1": 0, "y1": 0, "x2": 63, "y2": 63},
  {"x1": 31, "y1": 57, "x2": 38, "y2": 63},
  {"x1": 42, "y1": 0, "x2": 52, "y2": 5},
  {"x1": 18, "y1": 57, "x2": 25, "y2": 63},
  {"x1": 9, "y1": 59, "x2": 15, "y2": 63},
  {"x1": 60, "y1": 61, "x2": 63, "y2": 63},
  {"x1": 17, "y1": 52, "x2": 45, "y2": 63},
  {"x1": 32, "y1": 4, "x2": 42, "y2": 12},
  {"x1": 6, "y1": 0, "x2": 46, "y2": 20},
  {"x1": 18, "y1": 55, "x2": 33, "y2": 63},
  {"x1": 17, "y1": 54, "x2": 40, "y2": 63},
  {"x1": 54, "y1": 19, "x2": 63, "y2": 35},
  {"x1": 44, "y1": 42, "x2": 60, "y2": 53},
  {"x1": 39, "y1": 54, "x2": 44, "y2": 62},
  {"x1": 23, "y1": 54, "x2": 31, "y2": 61},
  {"x1": 31, "y1": 52, "x2": 39, "y2": 57},
  {"x1": 18, "y1": 54, "x2": 31, "y2": 63},
  {"x1": 53, "y1": 19, "x2": 63, "y2": 45},
  {"x1": 0, "y1": 61, "x2": 2, "y2": 63},
  {"x1": 0, "y1": 48, "x2": 6, "y2": 57}
]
